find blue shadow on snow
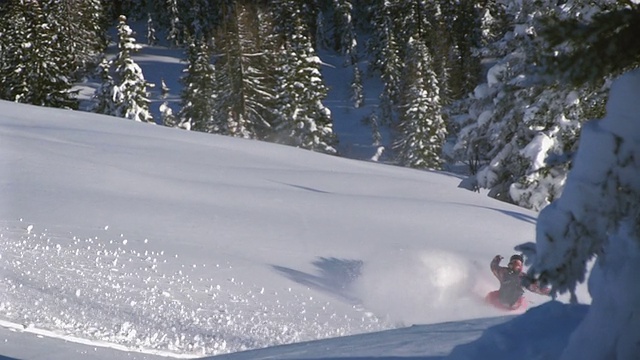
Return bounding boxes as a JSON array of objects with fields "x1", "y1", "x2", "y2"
[{"x1": 272, "y1": 257, "x2": 363, "y2": 304}]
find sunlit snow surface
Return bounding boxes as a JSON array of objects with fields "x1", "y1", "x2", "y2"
[
  {"x1": 0, "y1": 220, "x2": 390, "y2": 356},
  {"x1": 0, "y1": 101, "x2": 551, "y2": 358},
  {"x1": 0, "y1": 94, "x2": 594, "y2": 359}
]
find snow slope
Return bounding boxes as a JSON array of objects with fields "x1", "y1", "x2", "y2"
[{"x1": 0, "y1": 100, "x2": 590, "y2": 359}]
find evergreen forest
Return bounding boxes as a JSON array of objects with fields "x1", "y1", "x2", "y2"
[{"x1": 1, "y1": 0, "x2": 639, "y2": 211}]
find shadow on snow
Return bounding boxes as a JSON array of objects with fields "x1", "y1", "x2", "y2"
[{"x1": 272, "y1": 257, "x2": 363, "y2": 304}]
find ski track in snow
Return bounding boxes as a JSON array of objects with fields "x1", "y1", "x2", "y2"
[{"x1": 0, "y1": 220, "x2": 389, "y2": 357}]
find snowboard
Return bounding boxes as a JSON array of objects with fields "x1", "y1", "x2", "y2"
[{"x1": 485, "y1": 290, "x2": 526, "y2": 311}]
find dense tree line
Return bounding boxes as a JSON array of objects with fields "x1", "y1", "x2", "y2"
[
  {"x1": 0, "y1": 0, "x2": 106, "y2": 109},
  {"x1": 1, "y1": 0, "x2": 638, "y2": 209}
]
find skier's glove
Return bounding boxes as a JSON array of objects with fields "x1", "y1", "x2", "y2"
[
  {"x1": 521, "y1": 274, "x2": 533, "y2": 287},
  {"x1": 493, "y1": 255, "x2": 503, "y2": 262}
]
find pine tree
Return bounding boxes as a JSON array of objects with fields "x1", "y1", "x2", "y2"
[
  {"x1": 538, "y1": 1, "x2": 640, "y2": 86},
  {"x1": 105, "y1": 0, "x2": 145, "y2": 21},
  {"x1": 43, "y1": 0, "x2": 106, "y2": 79},
  {"x1": 315, "y1": 10, "x2": 330, "y2": 50},
  {"x1": 211, "y1": 2, "x2": 243, "y2": 136},
  {"x1": 213, "y1": 3, "x2": 274, "y2": 138},
  {"x1": 0, "y1": 1, "x2": 28, "y2": 101},
  {"x1": 394, "y1": 37, "x2": 445, "y2": 169},
  {"x1": 177, "y1": 38, "x2": 218, "y2": 132},
  {"x1": 253, "y1": 6, "x2": 281, "y2": 139},
  {"x1": 351, "y1": 64, "x2": 364, "y2": 108},
  {"x1": 332, "y1": 0, "x2": 364, "y2": 108},
  {"x1": 147, "y1": 13, "x2": 158, "y2": 45},
  {"x1": 0, "y1": 0, "x2": 78, "y2": 109},
  {"x1": 441, "y1": 0, "x2": 482, "y2": 101},
  {"x1": 160, "y1": 101, "x2": 177, "y2": 127},
  {"x1": 166, "y1": 0, "x2": 183, "y2": 47},
  {"x1": 508, "y1": 84, "x2": 606, "y2": 210},
  {"x1": 162, "y1": 0, "x2": 222, "y2": 48},
  {"x1": 333, "y1": 0, "x2": 358, "y2": 66},
  {"x1": 476, "y1": 0, "x2": 509, "y2": 48},
  {"x1": 450, "y1": 0, "x2": 540, "y2": 199},
  {"x1": 449, "y1": 0, "x2": 607, "y2": 208},
  {"x1": 368, "y1": 0, "x2": 403, "y2": 124},
  {"x1": 92, "y1": 57, "x2": 116, "y2": 115},
  {"x1": 362, "y1": 110, "x2": 383, "y2": 147},
  {"x1": 271, "y1": 1, "x2": 337, "y2": 153},
  {"x1": 110, "y1": 15, "x2": 154, "y2": 122}
]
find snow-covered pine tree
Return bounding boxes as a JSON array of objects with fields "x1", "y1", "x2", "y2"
[
  {"x1": 396, "y1": 0, "x2": 441, "y2": 98},
  {"x1": 332, "y1": 0, "x2": 358, "y2": 66},
  {"x1": 315, "y1": 10, "x2": 330, "y2": 50},
  {"x1": 0, "y1": 1, "x2": 28, "y2": 101},
  {"x1": 521, "y1": 5, "x2": 640, "y2": 356},
  {"x1": 92, "y1": 57, "x2": 116, "y2": 115},
  {"x1": 187, "y1": 0, "x2": 220, "y2": 41},
  {"x1": 362, "y1": 110, "x2": 383, "y2": 147},
  {"x1": 166, "y1": 0, "x2": 183, "y2": 47},
  {"x1": 351, "y1": 64, "x2": 365, "y2": 108},
  {"x1": 271, "y1": 0, "x2": 337, "y2": 154},
  {"x1": 111, "y1": 15, "x2": 154, "y2": 123},
  {"x1": 539, "y1": 0, "x2": 640, "y2": 87},
  {"x1": 106, "y1": 0, "x2": 145, "y2": 20},
  {"x1": 394, "y1": 37, "x2": 445, "y2": 169},
  {"x1": 331, "y1": 0, "x2": 364, "y2": 109},
  {"x1": 142, "y1": 0, "x2": 169, "y2": 31},
  {"x1": 177, "y1": 38, "x2": 218, "y2": 132},
  {"x1": 476, "y1": 0, "x2": 509, "y2": 48},
  {"x1": 160, "y1": 0, "x2": 224, "y2": 47},
  {"x1": 253, "y1": 6, "x2": 281, "y2": 140},
  {"x1": 367, "y1": 0, "x2": 403, "y2": 125},
  {"x1": 422, "y1": 1, "x2": 451, "y2": 106},
  {"x1": 438, "y1": 0, "x2": 482, "y2": 102},
  {"x1": 450, "y1": 0, "x2": 544, "y2": 200},
  {"x1": 0, "y1": 0, "x2": 78, "y2": 109},
  {"x1": 160, "y1": 101, "x2": 177, "y2": 127},
  {"x1": 147, "y1": 13, "x2": 158, "y2": 45},
  {"x1": 185, "y1": 0, "x2": 205, "y2": 40},
  {"x1": 213, "y1": 3, "x2": 274, "y2": 138},
  {"x1": 43, "y1": 0, "x2": 106, "y2": 79},
  {"x1": 450, "y1": 0, "x2": 608, "y2": 209},
  {"x1": 500, "y1": 0, "x2": 614, "y2": 210},
  {"x1": 507, "y1": 82, "x2": 607, "y2": 210},
  {"x1": 538, "y1": 68, "x2": 640, "y2": 360}
]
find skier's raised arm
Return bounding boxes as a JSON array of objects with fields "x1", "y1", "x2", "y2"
[{"x1": 490, "y1": 255, "x2": 505, "y2": 280}]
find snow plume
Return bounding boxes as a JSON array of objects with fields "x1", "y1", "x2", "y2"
[{"x1": 353, "y1": 249, "x2": 486, "y2": 325}]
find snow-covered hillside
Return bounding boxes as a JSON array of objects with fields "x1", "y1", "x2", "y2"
[{"x1": 0, "y1": 99, "x2": 591, "y2": 359}]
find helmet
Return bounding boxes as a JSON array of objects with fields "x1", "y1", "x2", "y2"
[{"x1": 510, "y1": 254, "x2": 524, "y2": 263}]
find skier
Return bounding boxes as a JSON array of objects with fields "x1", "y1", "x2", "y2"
[{"x1": 486, "y1": 254, "x2": 549, "y2": 310}]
